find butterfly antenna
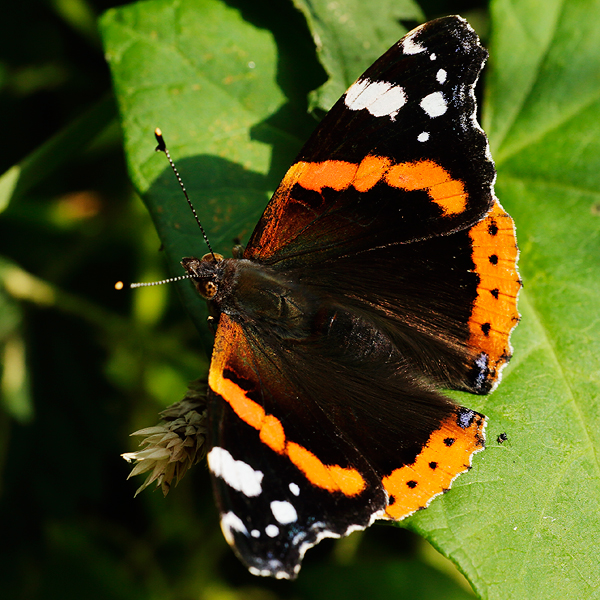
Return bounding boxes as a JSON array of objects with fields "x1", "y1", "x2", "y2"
[
  {"x1": 115, "y1": 274, "x2": 195, "y2": 290},
  {"x1": 154, "y1": 128, "x2": 216, "y2": 261}
]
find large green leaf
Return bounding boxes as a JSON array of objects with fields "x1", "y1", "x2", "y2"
[{"x1": 410, "y1": 1, "x2": 600, "y2": 598}]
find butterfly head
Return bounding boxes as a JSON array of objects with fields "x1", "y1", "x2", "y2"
[{"x1": 181, "y1": 253, "x2": 225, "y2": 300}]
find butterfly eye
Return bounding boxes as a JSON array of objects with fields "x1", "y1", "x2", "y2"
[{"x1": 203, "y1": 280, "x2": 218, "y2": 300}]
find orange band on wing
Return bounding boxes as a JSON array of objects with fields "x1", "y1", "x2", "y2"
[
  {"x1": 294, "y1": 160, "x2": 359, "y2": 192},
  {"x1": 353, "y1": 156, "x2": 393, "y2": 192},
  {"x1": 382, "y1": 411, "x2": 485, "y2": 520},
  {"x1": 385, "y1": 160, "x2": 467, "y2": 215},
  {"x1": 209, "y1": 320, "x2": 366, "y2": 497},
  {"x1": 260, "y1": 414, "x2": 286, "y2": 453},
  {"x1": 287, "y1": 156, "x2": 466, "y2": 215},
  {"x1": 467, "y1": 200, "x2": 521, "y2": 384},
  {"x1": 287, "y1": 442, "x2": 365, "y2": 496}
]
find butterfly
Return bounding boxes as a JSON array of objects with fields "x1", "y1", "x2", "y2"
[{"x1": 174, "y1": 15, "x2": 520, "y2": 579}]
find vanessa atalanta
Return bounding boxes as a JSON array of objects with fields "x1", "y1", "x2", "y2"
[{"x1": 173, "y1": 16, "x2": 520, "y2": 579}]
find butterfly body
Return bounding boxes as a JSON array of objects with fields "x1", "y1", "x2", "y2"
[
  {"x1": 178, "y1": 16, "x2": 520, "y2": 579},
  {"x1": 183, "y1": 255, "x2": 323, "y2": 338}
]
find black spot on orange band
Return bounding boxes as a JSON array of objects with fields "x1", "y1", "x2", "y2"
[
  {"x1": 381, "y1": 410, "x2": 485, "y2": 520},
  {"x1": 467, "y1": 200, "x2": 521, "y2": 386}
]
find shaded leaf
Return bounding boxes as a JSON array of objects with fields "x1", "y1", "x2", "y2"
[
  {"x1": 0, "y1": 96, "x2": 116, "y2": 212},
  {"x1": 297, "y1": 559, "x2": 475, "y2": 600}
]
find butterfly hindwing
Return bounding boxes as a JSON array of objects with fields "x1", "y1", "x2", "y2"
[
  {"x1": 206, "y1": 303, "x2": 485, "y2": 578},
  {"x1": 275, "y1": 197, "x2": 520, "y2": 394},
  {"x1": 465, "y1": 202, "x2": 521, "y2": 390},
  {"x1": 206, "y1": 314, "x2": 388, "y2": 578}
]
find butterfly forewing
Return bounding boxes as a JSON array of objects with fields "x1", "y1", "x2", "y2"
[{"x1": 245, "y1": 17, "x2": 494, "y2": 265}]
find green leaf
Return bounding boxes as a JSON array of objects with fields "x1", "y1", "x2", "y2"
[
  {"x1": 292, "y1": 0, "x2": 423, "y2": 111},
  {"x1": 410, "y1": 1, "x2": 600, "y2": 598},
  {"x1": 0, "y1": 280, "x2": 32, "y2": 423}
]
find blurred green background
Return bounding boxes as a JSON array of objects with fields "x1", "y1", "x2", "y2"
[{"x1": 0, "y1": 0, "x2": 494, "y2": 598}]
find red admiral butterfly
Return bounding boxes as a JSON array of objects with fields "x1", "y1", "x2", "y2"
[{"x1": 168, "y1": 15, "x2": 520, "y2": 579}]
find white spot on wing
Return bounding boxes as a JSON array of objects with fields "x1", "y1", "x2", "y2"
[
  {"x1": 271, "y1": 500, "x2": 298, "y2": 525},
  {"x1": 292, "y1": 530, "x2": 308, "y2": 545},
  {"x1": 207, "y1": 447, "x2": 263, "y2": 497},
  {"x1": 265, "y1": 524, "x2": 279, "y2": 538},
  {"x1": 345, "y1": 78, "x2": 406, "y2": 119},
  {"x1": 436, "y1": 68, "x2": 447, "y2": 84},
  {"x1": 346, "y1": 79, "x2": 389, "y2": 109},
  {"x1": 344, "y1": 523, "x2": 365, "y2": 536},
  {"x1": 345, "y1": 78, "x2": 370, "y2": 107},
  {"x1": 417, "y1": 132, "x2": 429, "y2": 142},
  {"x1": 420, "y1": 91, "x2": 447, "y2": 117},
  {"x1": 220, "y1": 512, "x2": 248, "y2": 545},
  {"x1": 402, "y1": 34, "x2": 425, "y2": 55},
  {"x1": 251, "y1": 529, "x2": 260, "y2": 538},
  {"x1": 249, "y1": 560, "x2": 290, "y2": 579},
  {"x1": 430, "y1": 53, "x2": 437, "y2": 61},
  {"x1": 369, "y1": 85, "x2": 406, "y2": 119},
  {"x1": 289, "y1": 483, "x2": 300, "y2": 496}
]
